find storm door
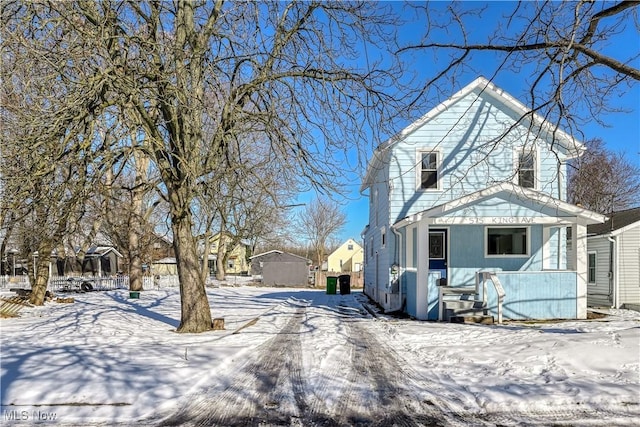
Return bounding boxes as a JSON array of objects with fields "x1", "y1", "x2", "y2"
[{"x1": 428, "y1": 229, "x2": 448, "y2": 280}]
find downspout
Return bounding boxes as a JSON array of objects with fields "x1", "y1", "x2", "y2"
[
  {"x1": 607, "y1": 236, "x2": 618, "y2": 309},
  {"x1": 389, "y1": 226, "x2": 403, "y2": 313}
]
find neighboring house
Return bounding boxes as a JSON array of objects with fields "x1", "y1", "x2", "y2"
[
  {"x1": 361, "y1": 76, "x2": 606, "y2": 321},
  {"x1": 250, "y1": 250, "x2": 310, "y2": 286},
  {"x1": 54, "y1": 246, "x2": 123, "y2": 277},
  {"x1": 585, "y1": 207, "x2": 640, "y2": 311},
  {"x1": 150, "y1": 234, "x2": 174, "y2": 262},
  {"x1": 205, "y1": 232, "x2": 250, "y2": 275},
  {"x1": 150, "y1": 257, "x2": 178, "y2": 276},
  {"x1": 327, "y1": 239, "x2": 364, "y2": 273}
]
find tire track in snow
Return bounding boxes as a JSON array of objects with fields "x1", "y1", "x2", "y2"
[
  {"x1": 160, "y1": 299, "x2": 341, "y2": 426},
  {"x1": 160, "y1": 295, "x2": 470, "y2": 426},
  {"x1": 330, "y1": 303, "x2": 447, "y2": 427}
]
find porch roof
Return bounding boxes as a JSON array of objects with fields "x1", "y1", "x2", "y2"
[{"x1": 392, "y1": 183, "x2": 607, "y2": 229}]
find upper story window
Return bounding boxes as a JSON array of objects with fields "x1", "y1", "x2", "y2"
[
  {"x1": 418, "y1": 150, "x2": 440, "y2": 190},
  {"x1": 347, "y1": 244, "x2": 353, "y2": 250},
  {"x1": 517, "y1": 149, "x2": 536, "y2": 188}
]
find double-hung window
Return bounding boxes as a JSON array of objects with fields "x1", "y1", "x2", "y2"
[
  {"x1": 419, "y1": 151, "x2": 439, "y2": 190},
  {"x1": 517, "y1": 149, "x2": 536, "y2": 188},
  {"x1": 588, "y1": 252, "x2": 597, "y2": 284}
]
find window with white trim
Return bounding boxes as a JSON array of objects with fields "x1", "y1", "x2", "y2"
[
  {"x1": 418, "y1": 150, "x2": 440, "y2": 190},
  {"x1": 486, "y1": 227, "x2": 529, "y2": 257},
  {"x1": 517, "y1": 149, "x2": 536, "y2": 188},
  {"x1": 588, "y1": 252, "x2": 597, "y2": 284},
  {"x1": 380, "y1": 227, "x2": 386, "y2": 248}
]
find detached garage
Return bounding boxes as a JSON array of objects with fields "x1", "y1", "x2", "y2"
[{"x1": 250, "y1": 250, "x2": 310, "y2": 287}]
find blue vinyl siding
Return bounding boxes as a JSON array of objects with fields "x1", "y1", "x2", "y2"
[
  {"x1": 427, "y1": 272, "x2": 441, "y2": 320},
  {"x1": 362, "y1": 79, "x2": 584, "y2": 316},
  {"x1": 483, "y1": 272, "x2": 577, "y2": 319},
  {"x1": 388, "y1": 89, "x2": 565, "y2": 224},
  {"x1": 405, "y1": 270, "x2": 417, "y2": 318},
  {"x1": 447, "y1": 225, "x2": 544, "y2": 286},
  {"x1": 404, "y1": 271, "x2": 440, "y2": 320}
]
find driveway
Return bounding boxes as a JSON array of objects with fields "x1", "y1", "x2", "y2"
[{"x1": 159, "y1": 294, "x2": 449, "y2": 426}]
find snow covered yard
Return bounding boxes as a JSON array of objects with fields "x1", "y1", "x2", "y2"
[{"x1": 1, "y1": 285, "x2": 638, "y2": 426}]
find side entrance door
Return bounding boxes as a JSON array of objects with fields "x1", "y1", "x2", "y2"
[{"x1": 428, "y1": 229, "x2": 448, "y2": 283}]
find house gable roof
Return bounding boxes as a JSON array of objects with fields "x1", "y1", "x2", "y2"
[
  {"x1": 587, "y1": 206, "x2": 640, "y2": 237},
  {"x1": 361, "y1": 76, "x2": 585, "y2": 192},
  {"x1": 392, "y1": 182, "x2": 607, "y2": 228},
  {"x1": 249, "y1": 250, "x2": 310, "y2": 263},
  {"x1": 85, "y1": 246, "x2": 124, "y2": 258},
  {"x1": 329, "y1": 238, "x2": 363, "y2": 257}
]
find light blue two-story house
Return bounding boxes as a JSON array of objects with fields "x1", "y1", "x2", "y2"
[{"x1": 361, "y1": 77, "x2": 606, "y2": 322}]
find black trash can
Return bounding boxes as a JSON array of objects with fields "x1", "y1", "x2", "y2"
[
  {"x1": 326, "y1": 276, "x2": 337, "y2": 295},
  {"x1": 338, "y1": 274, "x2": 351, "y2": 295}
]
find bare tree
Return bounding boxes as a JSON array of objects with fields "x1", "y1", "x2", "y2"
[
  {"x1": 3, "y1": 1, "x2": 408, "y2": 332},
  {"x1": 294, "y1": 198, "x2": 347, "y2": 268},
  {"x1": 568, "y1": 138, "x2": 640, "y2": 214},
  {"x1": 1, "y1": 7, "x2": 108, "y2": 304},
  {"x1": 199, "y1": 133, "x2": 298, "y2": 281},
  {"x1": 400, "y1": 0, "x2": 639, "y2": 190}
]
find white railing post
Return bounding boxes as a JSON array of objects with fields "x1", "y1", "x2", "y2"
[
  {"x1": 488, "y1": 273, "x2": 505, "y2": 324},
  {"x1": 438, "y1": 285, "x2": 445, "y2": 321},
  {"x1": 482, "y1": 272, "x2": 488, "y2": 309}
]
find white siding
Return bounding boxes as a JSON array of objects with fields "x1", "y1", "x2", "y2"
[
  {"x1": 618, "y1": 225, "x2": 640, "y2": 308},
  {"x1": 363, "y1": 165, "x2": 392, "y2": 305},
  {"x1": 586, "y1": 236, "x2": 613, "y2": 307}
]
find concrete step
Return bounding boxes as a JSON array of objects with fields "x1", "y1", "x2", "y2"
[
  {"x1": 443, "y1": 300, "x2": 483, "y2": 310},
  {"x1": 450, "y1": 314, "x2": 494, "y2": 324},
  {"x1": 444, "y1": 299, "x2": 487, "y2": 322}
]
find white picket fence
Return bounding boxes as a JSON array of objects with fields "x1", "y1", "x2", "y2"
[{"x1": 0, "y1": 275, "x2": 182, "y2": 291}]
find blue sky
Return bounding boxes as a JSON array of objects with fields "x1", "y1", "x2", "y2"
[{"x1": 325, "y1": 1, "x2": 640, "y2": 243}]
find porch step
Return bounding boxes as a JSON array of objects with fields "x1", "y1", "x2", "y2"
[
  {"x1": 443, "y1": 300, "x2": 483, "y2": 310},
  {"x1": 450, "y1": 314, "x2": 495, "y2": 324}
]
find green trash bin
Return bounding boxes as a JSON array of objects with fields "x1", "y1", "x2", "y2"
[{"x1": 326, "y1": 276, "x2": 337, "y2": 295}]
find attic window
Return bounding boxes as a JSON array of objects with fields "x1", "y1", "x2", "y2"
[{"x1": 419, "y1": 151, "x2": 439, "y2": 190}]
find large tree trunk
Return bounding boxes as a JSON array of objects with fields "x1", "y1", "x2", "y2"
[
  {"x1": 29, "y1": 242, "x2": 52, "y2": 306},
  {"x1": 128, "y1": 226, "x2": 143, "y2": 291},
  {"x1": 171, "y1": 196, "x2": 212, "y2": 333},
  {"x1": 129, "y1": 149, "x2": 147, "y2": 292},
  {"x1": 215, "y1": 241, "x2": 226, "y2": 281},
  {"x1": 200, "y1": 230, "x2": 212, "y2": 283}
]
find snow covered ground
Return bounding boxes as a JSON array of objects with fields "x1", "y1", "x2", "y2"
[{"x1": 1, "y1": 283, "x2": 638, "y2": 426}]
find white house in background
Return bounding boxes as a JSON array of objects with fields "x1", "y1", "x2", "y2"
[
  {"x1": 360, "y1": 76, "x2": 606, "y2": 322},
  {"x1": 326, "y1": 239, "x2": 364, "y2": 273},
  {"x1": 586, "y1": 207, "x2": 640, "y2": 311}
]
